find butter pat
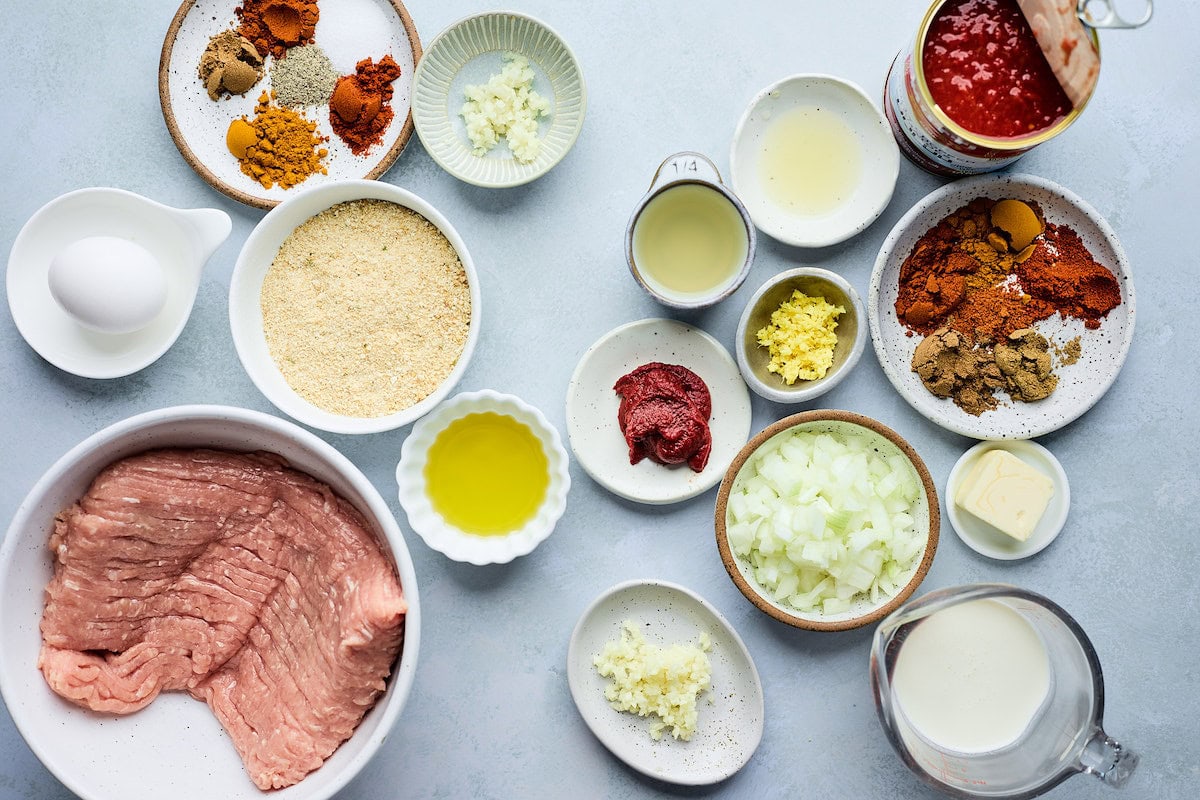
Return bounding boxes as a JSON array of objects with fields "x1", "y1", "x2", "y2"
[{"x1": 955, "y1": 450, "x2": 1054, "y2": 542}]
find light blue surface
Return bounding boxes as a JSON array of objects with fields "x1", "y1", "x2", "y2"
[{"x1": 2, "y1": 2, "x2": 1196, "y2": 798}]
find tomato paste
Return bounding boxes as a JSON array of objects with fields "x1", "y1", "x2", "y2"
[
  {"x1": 922, "y1": 0, "x2": 1072, "y2": 138},
  {"x1": 614, "y1": 362, "x2": 712, "y2": 473}
]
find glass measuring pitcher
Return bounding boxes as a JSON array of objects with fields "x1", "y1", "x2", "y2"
[{"x1": 869, "y1": 584, "x2": 1138, "y2": 798}]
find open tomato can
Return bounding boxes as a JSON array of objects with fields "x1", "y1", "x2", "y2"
[{"x1": 885, "y1": 0, "x2": 1151, "y2": 175}]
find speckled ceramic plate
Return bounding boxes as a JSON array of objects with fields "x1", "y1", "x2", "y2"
[
  {"x1": 869, "y1": 174, "x2": 1135, "y2": 440},
  {"x1": 567, "y1": 580, "x2": 764, "y2": 786},
  {"x1": 565, "y1": 318, "x2": 752, "y2": 505},
  {"x1": 411, "y1": 11, "x2": 586, "y2": 188},
  {"x1": 160, "y1": 0, "x2": 420, "y2": 209},
  {"x1": 946, "y1": 440, "x2": 1070, "y2": 560}
]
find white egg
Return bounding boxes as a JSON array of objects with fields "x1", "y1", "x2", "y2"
[{"x1": 47, "y1": 236, "x2": 168, "y2": 334}]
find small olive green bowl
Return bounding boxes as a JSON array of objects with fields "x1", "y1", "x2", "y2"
[{"x1": 734, "y1": 267, "x2": 866, "y2": 403}]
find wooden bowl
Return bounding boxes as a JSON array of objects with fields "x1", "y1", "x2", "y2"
[{"x1": 714, "y1": 410, "x2": 939, "y2": 631}]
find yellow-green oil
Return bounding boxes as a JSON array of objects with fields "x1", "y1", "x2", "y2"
[{"x1": 424, "y1": 412, "x2": 549, "y2": 536}]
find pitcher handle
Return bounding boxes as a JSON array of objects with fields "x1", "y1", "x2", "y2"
[
  {"x1": 1078, "y1": 727, "x2": 1139, "y2": 788},
  {"x1": 1078, "y1": 0, "x2": 1153, "y2": 29}
]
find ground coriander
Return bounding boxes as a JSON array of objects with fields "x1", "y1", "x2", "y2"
[{"x1": 270, "y1": 43, "x2": 338, "y2": 107}]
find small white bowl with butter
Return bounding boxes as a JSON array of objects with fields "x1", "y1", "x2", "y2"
[
  {"x1": 946, "y1": 440, "x2": 1070, "y2": 560},
  {"x1": 730, "y1": 74, "x2": 899, "y2": 248}
]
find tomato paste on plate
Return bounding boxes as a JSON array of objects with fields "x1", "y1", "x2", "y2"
[{"x1": 614, "y1": 362, "x2": 713, "y2": 473}]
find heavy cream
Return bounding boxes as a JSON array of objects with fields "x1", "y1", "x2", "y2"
[{"x1": 891, "y1": 598, "x2": 1050, "y2": 753}]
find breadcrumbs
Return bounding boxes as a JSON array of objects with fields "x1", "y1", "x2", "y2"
[{"x1": 261, "y1": 199, "x2": 471, "y2": 417}]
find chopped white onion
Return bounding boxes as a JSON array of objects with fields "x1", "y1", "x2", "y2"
[{"x1": 726, "y1": 430, "x2": 925, "y2": 614}]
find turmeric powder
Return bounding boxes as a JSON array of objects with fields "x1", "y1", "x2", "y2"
[{"x1": 235, "y1": 92, "x2": 328, "y2": 190}]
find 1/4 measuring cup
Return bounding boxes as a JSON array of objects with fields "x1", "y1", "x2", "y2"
[
  {"x1": 625, "y1": 152, "x2": 756, "y2": 310},
  {"x1": 869, "y1": 584, "x2": 1138, "y2": 798}
]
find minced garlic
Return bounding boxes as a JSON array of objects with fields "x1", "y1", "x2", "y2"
[
  {"x1": 460, "y1": 53, "x2": 551, "y2": 163},
  {"x1": 756, "y1": 289, "x2": 846, "y2": 384},
  {"x1": 593, "y1": 620, "x2": 712, "y2": 741}
]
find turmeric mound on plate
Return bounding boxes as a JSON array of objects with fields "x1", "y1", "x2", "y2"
[{"x1": 232, "y1": 92, "x2": 328, "y2": 190}]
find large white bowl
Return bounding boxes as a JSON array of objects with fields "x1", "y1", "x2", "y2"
[
  {"x1": 230, "y1": 179, "x2": 481, "y2": 434},
  {"x1": 0, "y1": 405, "x2": 420, "y2": 800}
]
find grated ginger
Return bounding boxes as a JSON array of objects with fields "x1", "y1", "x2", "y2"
[
  {"x1": 460, "y1": 53, "x2": 551, "y2": 163},
  {"x1": 593, "y1": 620, "x2": 712, "y2": 741},
  {"x1": 756, "y1": 289, "x2": 845, "y2": 384}
]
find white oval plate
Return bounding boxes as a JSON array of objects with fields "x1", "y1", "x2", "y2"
[
  {"x1": 868, "y1": 173, "x2": 1136, "y2": 440},
  {"x1": 567, "y1": 580, "x2": 764, "y2": 786},
  {"x1": 946, "y1": 440, "x2": 1070, "y2": 560},
  {"x1": 396, "y1": 390, "x2": 571, "y2": 565},
  {"x1": 730, "y1": 74, "x2": 899, "y2": 248},
  {"x1": 412, "y1": 11, "x2": 586, "y2": 188},
  {"x1": 565, "y1": 318, "x2": 752, "y2": 505},
  {"x1": 160, "y1": 0, "x2": 420, "y2": 209}
]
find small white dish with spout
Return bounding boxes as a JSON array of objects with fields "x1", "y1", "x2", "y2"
[{"x1": 6, "y1": 187, "x2": 231, "y2": 379}]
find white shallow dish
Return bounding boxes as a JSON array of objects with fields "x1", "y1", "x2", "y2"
[
  {"x1": 396, "y1": 389, "x2": 571, "y2": 565},
  {"x1": 567, "y1": 580, "x2": 764, "y2": 786},
  {"x1": 0, "y1": 405, "x2": 420, "y2": 800},
  {"x1": 730, "y1": 74, "x2": 899, "y2": 248},
  {"x1": 229, "y1": 179, "x2": 481, "y2": 435},
  {"x1": 565, "y1": 318, "x2": 752, "y2": 505},
  {"x1": 868, "y1": 173, "x2": 1136, "y2": 440},
  {"x1": 6, "y1": 188, "x2": 230, "y2": 379},
  {"x1": 735, "y1": 267, "x2": 867, "y2": 403},
  {"x1": 946, "y1": 440, "x2": 1070, "y2": 560},
  {"x1": 160, "y1": 0, "x2": 421, "y2": 209},
  {"x1": 412, "y1": 11, "x2": 586, "y2": 187}
]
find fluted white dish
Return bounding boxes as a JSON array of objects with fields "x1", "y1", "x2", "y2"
[
  {"x1": 396, "y1": 390, "x2": 571, "y2": 565},
  {"x1": 412, "y1": 11, "x2": 586, "y2": 187}
]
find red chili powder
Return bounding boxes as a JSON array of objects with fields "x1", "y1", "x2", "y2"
[{"x1": 329, "y1": 56, "x2": 402, "y2": 156}]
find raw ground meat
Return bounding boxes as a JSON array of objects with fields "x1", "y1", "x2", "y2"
[{"x1": 38, "y1": 448, "x2": 406, "y2": 791}]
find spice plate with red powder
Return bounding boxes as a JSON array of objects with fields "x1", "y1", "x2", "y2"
[
  {"x1": 160, "y1": 0, "x2": 421, "y2": 208},
  {"x1": 867, "y1": 174, "x2": 1135, "y2": 440}
]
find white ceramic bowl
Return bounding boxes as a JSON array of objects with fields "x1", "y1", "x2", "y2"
[
  {"x1": 735, "y1": 267, "x2": 867, "y2": 403},
  {"x1": 946, "y1": 440, "x2": 1070, "y2": 560},
  {"x1": 715, "y1": 411, "x2": 938, "y2": 631},
  {"x1": 868, "y1": 173, "x2": 1136, "y2": 440},
  {"x1": 730, "y1": 74, "x2": 899, "y2": 247},
  {"x1": 567, "y1": 580, "x2": 764, "y2": 785},
  {"x1": 0, "y1": 405, "x2": 420, "y2": 800},
  {"x1": 229, "y1": 179, "x2": 481, "y2": 434},
  {"x1": 412, "y1": 11, "x2": 586, "y2": 187},
  {"x1": 396, "y1": 390, "x2": 571, "y2": 565}
]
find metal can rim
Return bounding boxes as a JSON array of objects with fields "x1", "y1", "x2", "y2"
[{"x1": 913, "y1": 0, "x2": 1101, "y2": 152}]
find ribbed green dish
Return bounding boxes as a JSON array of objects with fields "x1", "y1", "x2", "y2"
[{"x1": 412, "y1": 11, "x2": 586, "y2": 187}]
